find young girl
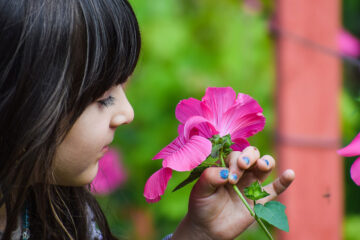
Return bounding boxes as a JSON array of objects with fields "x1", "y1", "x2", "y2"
[{"x1": 0, "y1": 0, "x2": 295, "y2": 239}]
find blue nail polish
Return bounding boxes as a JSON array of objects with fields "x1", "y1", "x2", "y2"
[
  {"x1": 242, "y1": 156, "x2": 250, "y2": 165},
  {"x1": 264, "y1": 159, "x2": 269, "y2": 166},
  {"x1": 230, "y1": 174, "x2": 238, "y2": 181},
  {"x1": 220, "y1": 169, "x2": 229, "y2": 179}
]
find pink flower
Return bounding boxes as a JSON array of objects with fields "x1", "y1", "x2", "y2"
[
  {"x1": 243, "y1": 0, "x2": 262, "y2": 14},
  {"x1": 338, "y1": 29, "x2": 360, "y2": 57},
  {"x1": 144, "y1": 87, "x2": 265, "y2": 203},
  {"x1": 91, "y1": 148, "x2": 127, "y2": 195},
  {"x1": 338, "y1": 133, "x2": 360, "y2": 186}
]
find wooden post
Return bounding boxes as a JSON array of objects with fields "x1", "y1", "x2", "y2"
[{"x1": 275, "y1": 0, "x2": 343, "y2": 239}]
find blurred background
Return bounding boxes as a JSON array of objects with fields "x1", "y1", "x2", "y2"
[{"x1": 92, "y1": 0, "x2": 360, "y2": 239}]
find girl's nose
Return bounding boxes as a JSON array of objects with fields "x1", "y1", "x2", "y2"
[
  {"x1": 110, "y1": 89, "x2": 134, "y2": 129},
  {"x1": 110, "y1": 102, "x2": 134, "y2": 128}
]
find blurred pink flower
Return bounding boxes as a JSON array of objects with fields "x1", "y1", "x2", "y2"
[
  {"x1": 338, "y1": 133, "x2": 360, "y2": 186},
  {"x1": 91, "y1": 148, "x2": 127, "y2": 195},
  {"x1": 144, "y1": 87, "x2": 265, "y2": 203},
  {"x1": 243, "y1": 0, "x2": 262, "y2": 14},
  {"x1": 338, "y1": 29, "x2": 360, "y2": 57}
]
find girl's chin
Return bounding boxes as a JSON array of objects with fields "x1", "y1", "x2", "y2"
[
  {"x1": 78, "y1": 162, "x2": 100, "y2": 186},
  {"x1": 53, "y1": 162, "x2": 100, "y2": 187}
]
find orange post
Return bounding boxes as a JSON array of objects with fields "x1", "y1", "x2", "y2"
[{"x1": 275, "y1": 0, "x2": 343, "y2": 239}]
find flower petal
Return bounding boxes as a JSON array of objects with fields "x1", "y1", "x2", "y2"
[
  {"x1": 91, "y1": 149, "x2": 127, "y2": 195},
  {"x1": 221, "y1": 112, "x2": 265, "y2": 139},
  {"x1": 183, "y1": 116, "x2": 218, "y2": 139},
  {"x1": 153, "y1": 136, "x2": 186, "y2": 161},
  {"x1": 338, "y1": 132, "x2": 360, "y2": 157},
  {"x1": 350, "y1": 157, "x2": 360, "y2": 186},
  {"x1": 202, "y1": 87, "x2": 237, "y2": 126},
  {"x1": 231, "y1": 138, "x2": 250, "y2": 151},
  {"x1": 235, "y1": 93, "x2": 263, "y2": 110},
  {"x1": 219, "y1": 94, "x2": 264, "y2": 136},
  {"x1": 338, "y1": 29, "x2": 360, "y2": 57},
  {"x1": 162, "y1": 135, "x2": 212, "y2": 171},
  {"x1": 144, "y1": 167, "x2": 172, "y2": 203},
  {"x1": 175, "y1": 98, "x2": 203, "y2": 123},
  {"x1": 178, "y1": 124, "x2": 185, "y2": 136}
]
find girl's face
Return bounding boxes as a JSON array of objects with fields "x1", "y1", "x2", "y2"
[{"x1": 53, "y1": 84, "x2": 134, "y2": 186}]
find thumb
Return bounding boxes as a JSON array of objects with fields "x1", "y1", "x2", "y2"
[
  {"x1": 258, "y1": 169, "x2": 295, "y2": 204},
  {"x1": 191, "y1": 167, "x2": 229, "y2": 198}
]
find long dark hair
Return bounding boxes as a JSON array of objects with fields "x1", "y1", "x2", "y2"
[{"x1": 0, "y1": 0, "x2": 141, "y2": 239}]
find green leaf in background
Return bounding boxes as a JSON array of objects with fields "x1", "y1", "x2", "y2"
[
  {"x1": 244, "y1": 181, "x2": 270, "y2": 201},
  {"x1": 254, "y1": 201, "x2": 289, "y2": 232}
]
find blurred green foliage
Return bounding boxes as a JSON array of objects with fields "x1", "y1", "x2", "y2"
[
  {"x1": 95, "y1": 0, "x2": 360, "y2": 239},
  {"x1": 344, "y1": 215, "x2": 360, "y2": 240},
  {"x1": 343, "y1": 0, "x2": 360, "y2": 38},
  {"x1": 342, "y1": 0, "x2": 360, "y2": 216},
  {"x1": 342, "y1": 0, "x2": 360, "y2": 238}
]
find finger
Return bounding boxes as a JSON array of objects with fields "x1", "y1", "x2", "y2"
[
  {"x1": 235, "y1": 155, "x2": 275, "y2": 189},
  {"x1": 192, "y1": 167, "x2": 229, "y2": 198},
  {"x1": 237, "y1": 146, "x2": 260, "y2": 169},
  {"x1": 224, "y1": 150, "x2": 240, "y2": 165},
  {"x1": 258, "y1": 169, "x2": 295, "y2": 204},
  {"x1": 226, "y1": 151, "x2": 242, "y2": 184},
  {"x1": 251, "y1": 155, "x2": 276, "y2": 183}
]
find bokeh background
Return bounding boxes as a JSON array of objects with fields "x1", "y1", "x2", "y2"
[{"x1": 93, "y1": 0, "x2": 360, "y2": 239}]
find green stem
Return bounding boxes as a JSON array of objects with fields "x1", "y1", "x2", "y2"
[
  {"x1": 219, "y1": 150, "x2": 226, "y2": 167},
  {"x1": 255, "y1": 214, "x2": 274, "y2": 240},
  {"x1": 219, "y1": 150, "x2": 273, "y2": 240},
  {"x1": 232, "y1": 185, "x2": 255, "y2": 217},
  {"x1": 232, "y1": 185, "x2": 274, "y2": 240}
]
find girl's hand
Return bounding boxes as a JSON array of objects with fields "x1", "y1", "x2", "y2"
[{"x1": 172, "y1": 146, "x2": 295, "y2": 240}]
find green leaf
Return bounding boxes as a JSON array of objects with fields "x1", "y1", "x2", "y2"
[
  {"x1": 210, "y1": 134, "x2": 221, "y2": 145},
  {"x1": 172, "y1": 164, "x2": 209, "y2": 192},
  {"x1": 222, "y1": 134, "x2": 234, "y2": 148},
  {"x1": 210, "y1": 143, "x2": 222, "y2": 158},
  {"x1": 254, "y1": 201, "x2": 289, "y2": 232},
  {"x1": 244, "y1": 181, "x2": 270, "y2": 201},
  {"x1": 221, "y1": 134, "x2": 234, "y2": 157}
]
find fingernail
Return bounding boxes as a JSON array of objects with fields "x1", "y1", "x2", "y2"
[
  {"x1": 242, "y1": 156, "x2": 250, "y2": 165},
  {"x1": 220, "y1": 169, "x2": 229, "y2": 179},
  {"x1": 230, "y1": 173, "x2": 238, "y2": 181},
  {"x1": 264, "y1": 159, "x2": 269, "y2": 166}
]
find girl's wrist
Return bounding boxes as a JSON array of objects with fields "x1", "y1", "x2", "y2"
[{"x1": 171, "y1": 214, "x2": 213, "y2": 240}]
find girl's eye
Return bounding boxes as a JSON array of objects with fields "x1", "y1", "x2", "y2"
[{"x1": 98, "y1": 95, "x2": 115, "y2": 107}]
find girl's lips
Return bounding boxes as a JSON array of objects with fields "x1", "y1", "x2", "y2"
[{"x1": 102, "y1": 146, "x2": 109, "y2": 152}]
